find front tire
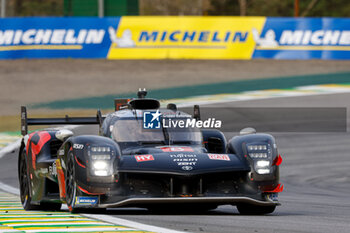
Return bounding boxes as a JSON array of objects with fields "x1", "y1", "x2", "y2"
[
  {"x1": 65, "y1": 151, "x2": 80, "y2": 213},
  {"x1": 236, "y1": 204, "x2": 276, "y2": 215},
  {"x1": 18, "y1": 149, "x2": 38, "y2": 210}
]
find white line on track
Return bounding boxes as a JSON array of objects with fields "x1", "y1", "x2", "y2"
[
  {"x1": 0, "y1": 139, "x2": 21, "y2": 159},
  {"x1": 83, "y1": 214, "x2": 187, "y2": 233},
  {"x1": 0, "y1": 181, "x2": 19, "y2": 196},
  {"x1": 0, "y1": 184, "x2": 186, "y2": 233}
]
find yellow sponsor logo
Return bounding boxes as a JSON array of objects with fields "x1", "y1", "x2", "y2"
[{"x1": 108, "y1": 16, "x2": 265, "y2": 59}]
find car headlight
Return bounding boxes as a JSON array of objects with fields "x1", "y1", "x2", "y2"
[
  {"x1": 88, "y1": 146, "x2": 113, "y2": 176},
  {"x1": 91, "y1": 154, "x2": 111, "y2": 160},
  {"x1": 249, "y1": 153, "x2": 268, "y2": 158},
  {"x1": 246, "y1": 143, "x2": 272, "y2": 174},
  {"x1": 255, "y1": 160, "x2": 271, "y2": 174},
  {"x1": 93, "y1": 161, "x2": 108, "y2": 170},
  {"x1": 255, "y1": 168, "x2": 271, "y2": 175},
  {"x1": 247, "y1": 145, "x2": 267, "y2": 151}
]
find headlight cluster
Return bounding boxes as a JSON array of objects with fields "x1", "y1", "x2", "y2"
[
  {"x1": 88, "y1": 146, "x2": 113, "y2": 176},
  {"x1": 246, "y1": 143, "x2": 271, "y2": 175}
]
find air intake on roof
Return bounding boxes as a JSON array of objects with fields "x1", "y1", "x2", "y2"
[{"x1": 129, "y1": 99, "x2": 160, "y2": 110}]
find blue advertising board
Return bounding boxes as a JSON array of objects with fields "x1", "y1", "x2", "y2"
[
  {"x1": 0, "y1": 17, "x2": 349, "y2": 60},
  {"x1": 0, "y1": 17, "x2": 120, "y2": 59},
  {"x1": 252, "y1": 18, "x2": 350, "y2": 60}
]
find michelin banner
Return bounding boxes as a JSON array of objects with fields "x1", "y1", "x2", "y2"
[
  {"x1": 253, "y1": 18, "x2": 350, "y2": 60},
  {"x1": 0, "y1": 17, "x2": 349, "y2": 59},
  {"x1": 0, "y1": 17, "x2": 119, "y2": 59}
]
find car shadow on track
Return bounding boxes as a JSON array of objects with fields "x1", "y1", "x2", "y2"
[
  {"x1": 71, "y1": 206, "x2": 238, "y2": 216},
  {"x1": 69, "y1": 205, "x2": 300, "y2": 216}
]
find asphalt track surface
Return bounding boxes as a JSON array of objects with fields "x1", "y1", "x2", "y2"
[{"x1": 1, "y1": 93, "x2": 350, "y2": 233}]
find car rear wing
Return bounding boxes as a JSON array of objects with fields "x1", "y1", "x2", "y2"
[{"x1": 21, "y1": 106, "x2": 105, "y2": 136}]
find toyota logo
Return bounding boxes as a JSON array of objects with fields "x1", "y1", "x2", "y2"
[{"x1": 182, "y1": 166, "x2": 193, "y2": 171}]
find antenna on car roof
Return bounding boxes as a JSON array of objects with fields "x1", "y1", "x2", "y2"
[
  {"x1": 137, "y1": 88, "x2": 147, "y2": 98},
  {"x1": 193, "y1": 105, "x2": 201, "y2": 120}
]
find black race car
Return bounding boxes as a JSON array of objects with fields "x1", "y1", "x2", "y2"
[{"x1": 18, "y1": 89, "x2": 283, "y2": 214}]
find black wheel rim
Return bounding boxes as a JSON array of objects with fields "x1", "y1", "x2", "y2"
[
  {"x1": 65, "y1": 153, "x2": 75, "y2": 206},
  {"x1": 19, "y1": 151, "x2": 29, "y2": 205}
]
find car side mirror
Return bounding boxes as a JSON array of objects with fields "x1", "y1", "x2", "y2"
[
  {"x1": 207, "y1": 137, "x2": 225, "y2": 153},
  {"x1": 55, "y1": 129, "x2": 74, "y2": 141}
]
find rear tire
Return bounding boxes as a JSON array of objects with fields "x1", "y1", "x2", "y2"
[
  {"x1": 236, "y1": 203, "x2": 276, "y2": 215},
  {"x1": 18, "y1": 149, "x2": 38, "y2": 210}
]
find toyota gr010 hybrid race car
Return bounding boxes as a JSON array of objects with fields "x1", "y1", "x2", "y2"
[{"x1": 18, "y1": 89, "x2": 283, "y2": 214}]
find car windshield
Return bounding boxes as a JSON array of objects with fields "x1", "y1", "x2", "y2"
[{"x1": 111, "y1": 118, "x2": 202, "y2": 144}]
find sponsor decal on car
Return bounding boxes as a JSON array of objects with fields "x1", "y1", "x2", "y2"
[
  {"x1": 177, "y1": 162, "x2": 196, "y2": 166},
  {"x1": 73, "y1": 143, "x2": 84, "y2": 149},
  {"x1": 75, "y1": 196, "x2": 98, "y2": 205},
  {"x1": 159, "y1": 146, "x2": 194, "y2": 152},
  {"x1": 266, "y1": 193, "x2": 279, "y2": 202},
  {"x1": 208, "y1": 154, "x2": 230, "y2": 161},
  {"x1": 182, "y1": 166, "x2": 193, "y2": 171},
  {"x1": 170, "y1": 153, "x2": 198, "y2": 167},
  {"x1": 49, "y1": 161, "x2": 57, "y2": 176},
  {"x1": 170, "y1": 153, "x2": 197, "y2": 159},
  {"x1": 39, "y1": 168, "x2": 48, "y2": 174},
  {"x1": 58, "y1": 149, "x2": 65, "y2": 156},
  {"x1": 134, "y1": 154, "x2": 154, "y2": 162}
]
